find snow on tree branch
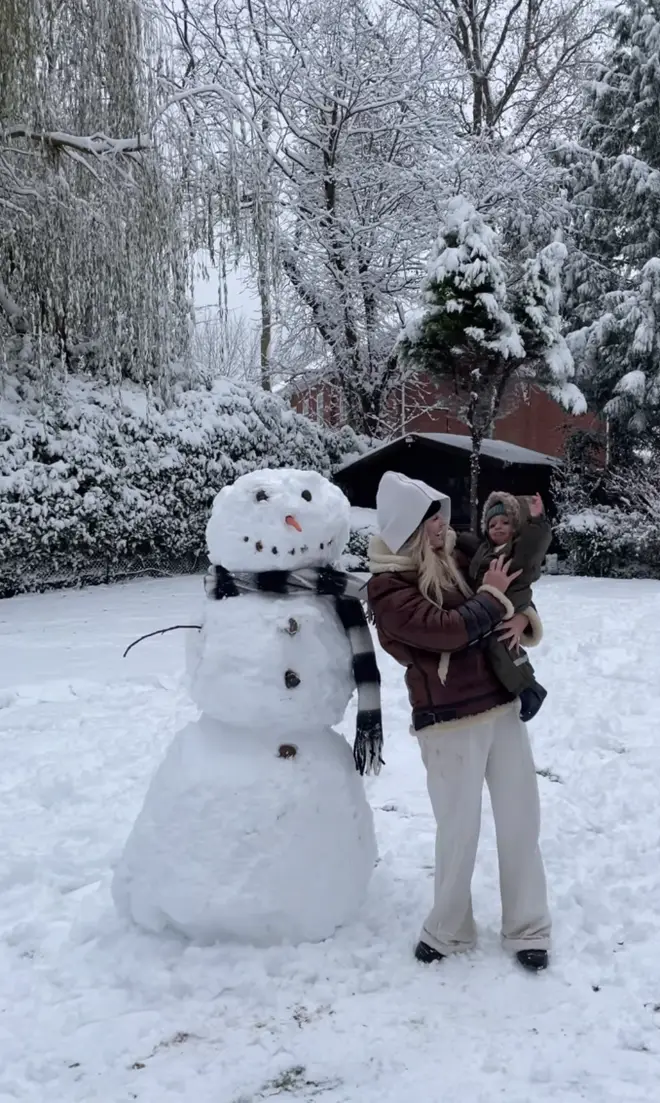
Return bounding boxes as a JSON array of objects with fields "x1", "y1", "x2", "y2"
[
  {"x1": 3, "y1": 128, "x2": 151, "y2": 157},
  {"x1": 394, "y1": 0, "x2": 609, "y2": 148},
  {"x1": 560, "y1": 0, "x2": 660, "y2": 445}
]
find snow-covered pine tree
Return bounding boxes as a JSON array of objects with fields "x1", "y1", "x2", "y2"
[
  {"x1": 562, "y1": 0, "x2": 660, "y2": 449},
  {"x1": 399, "y1": 199, "x2": 520, "y2": 530},
  {"x1": 514, "y1": 242, "x2": 584, "y2": 410},
  {"x1": 0, "y1": 0, "x2": 191, "y2": 396},
  {"x1": 399, "y1": 198, "x2": 583, "y2": 530}
]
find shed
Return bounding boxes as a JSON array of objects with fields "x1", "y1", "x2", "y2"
[{"x1": 334, "y1": 432, "x2": 561, "y2": 529}]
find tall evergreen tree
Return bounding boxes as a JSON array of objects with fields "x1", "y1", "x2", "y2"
[
  {"x1": 562, "y1": 0, "x2": 660, "y2": 441},
  {"x1": 399, "y1": 198, "x2": 582, "y2": 529}
]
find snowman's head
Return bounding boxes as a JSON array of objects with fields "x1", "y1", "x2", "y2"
[{"x1": 206, "y1": 468, "x2": 351, "y2": 571}]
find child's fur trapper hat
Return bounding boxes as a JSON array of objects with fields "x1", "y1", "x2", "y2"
[{"x1": 481, "y1": 491, "x2": 522, "y2": 537}]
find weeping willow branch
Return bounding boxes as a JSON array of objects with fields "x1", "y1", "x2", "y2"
[
  {"x1": 0, "y1": 0, "x2": 193, "y2": 395},
  {"x1": 0, "y1": 275, "x2": 27, "y2": 330}
]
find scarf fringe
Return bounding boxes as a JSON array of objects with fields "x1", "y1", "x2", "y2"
[{"x1": 353, "y1": 712, "x2": 385, "y2": 776}]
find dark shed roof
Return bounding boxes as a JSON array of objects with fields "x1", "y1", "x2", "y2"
[{"x1": 334, "y1": 432, "x2": 560, "y2": 525}]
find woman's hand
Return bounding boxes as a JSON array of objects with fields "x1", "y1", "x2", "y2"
[
  {"x1": 482, "y1": 555, "x2": 522, "y2": 593},
  {"x1": 497, "y1": 612, "x2": 529, "y2": 651}
]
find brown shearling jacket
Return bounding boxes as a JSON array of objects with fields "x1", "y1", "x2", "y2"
[{"x1": 367, "y1": 539, "x2": 516, "y2": 730}]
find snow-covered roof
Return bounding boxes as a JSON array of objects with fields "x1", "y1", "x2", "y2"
[
  {"x1": 335, "y1": 432, "x2": 560, "y2": 473},
  {"x1": 422, "y1": 433, "x2": 560, "y2": 466}
]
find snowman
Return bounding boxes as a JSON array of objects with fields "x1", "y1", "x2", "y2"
[{"x1": 112, "y1": 468, "x2": 380, "y2": 946}]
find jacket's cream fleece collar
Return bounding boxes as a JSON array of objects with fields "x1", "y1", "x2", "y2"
[
  {"x1": 368, "y1": 530, "x2": 457, "y2": 574},
  {"x1": 368, "y1": 530, "x2": 463, "y2": 685}
]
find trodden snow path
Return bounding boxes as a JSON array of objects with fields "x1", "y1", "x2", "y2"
[{"x1": 1, "y1": 575, "x2": 660, "y2": 1102}]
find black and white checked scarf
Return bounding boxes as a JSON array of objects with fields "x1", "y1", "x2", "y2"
[{"x1": 205, "y1": 565, "x2": 384, "y2": 776}]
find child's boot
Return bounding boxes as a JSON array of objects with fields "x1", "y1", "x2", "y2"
[{"x1": 519, "y1": 682, "x2": 547, "y2": 723}]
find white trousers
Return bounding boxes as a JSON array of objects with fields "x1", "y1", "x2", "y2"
[{"x1": 418, "y1": 703, "x2": 551, "y2": 955}]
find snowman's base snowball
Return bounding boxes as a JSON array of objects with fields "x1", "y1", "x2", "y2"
[{"x1": 112, "y1": 715, "x2": 377, "y2": 945}]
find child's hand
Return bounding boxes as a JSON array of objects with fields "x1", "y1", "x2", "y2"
[{"x1": 528, "y1": 493, "x2": 544, "y2": 518}]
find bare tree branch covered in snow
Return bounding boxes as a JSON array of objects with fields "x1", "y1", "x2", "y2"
[
  {"x1": 191, "y1": 311, "x2": 261, "y2": 385},
  {"x1": 1, "y1": 0, "x2": 602, "y2": 431},
  {"x1": 2, "y1": 128, "x2": 151, "y2": 157},
  {"x1": 161, "y1": 0, "x2": 281, "y2": 392},
  {"x1": 0, "y1": 0, "x2": 192, "y2": 394},
  {"x1": 394, "y1": 0, "x2": 608, "y2": 148},
  {"x1": 159, "y1": 0, "x2": 468, "y2": 434},
  {"x1": 158, "y1": 0, "x2": 597, "y2": 434}
]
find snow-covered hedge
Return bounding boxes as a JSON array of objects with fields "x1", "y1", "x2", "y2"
[
  {"x1": 554, "y1": 436, "x2": 660, "y2": 579},
  {"x1": 341, "y1": 508, "x2": 378, "y2": 573},
  {"x1": 556, "y1": 507, "x2": 660, "y2": 578},
  {"x1": 0, "y1": 375, "x2": 366, "y2": 596}
]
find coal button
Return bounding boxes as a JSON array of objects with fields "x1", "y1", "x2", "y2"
[{"x1": 284, "y1": 669, "x2": 301, "y2": 688}]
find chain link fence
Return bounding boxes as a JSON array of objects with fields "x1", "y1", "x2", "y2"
[
  {"x1": 1, "y1": 523, "x2": 377, "y2": 599},
  {"x1": 1, "y1": 530, "x2": 566, "y2": 600},
  {"x1": 0, "y1": 549, "x2": 210, "y2": 599}
]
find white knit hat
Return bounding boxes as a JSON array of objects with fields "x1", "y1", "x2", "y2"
[{"x1": 376, "y1": 471, "x2": 451, "y2": 553}]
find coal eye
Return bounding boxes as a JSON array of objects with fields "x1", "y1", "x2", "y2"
[
  {"x1": 301, "y1": 489, "x2": 312, "y2": 502},
  {"x1": 255, "y1": 489, "x2": 269, "y2": 502}
]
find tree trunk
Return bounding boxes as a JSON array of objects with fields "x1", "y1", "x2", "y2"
[
  {"x1": 469, "y1": 431, "x2": 483, "y2": 534},
  {"x1": 254, "y1": 138, "x2": 272, "y2": 391},
  {"x1": 256, "y1": 254, "x2": 272, "y2": 391},
  {"x1": 465, "y1": 368, "x2": 484, "y2": 533}
]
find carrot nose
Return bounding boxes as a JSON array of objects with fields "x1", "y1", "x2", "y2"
[{"x1": 285, "y1": 514, "x2": 302, "y2": 532}]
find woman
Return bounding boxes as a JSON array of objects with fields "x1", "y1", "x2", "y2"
[{"x1": 368, "y1": 471, "x2": 551, "y2": 972}]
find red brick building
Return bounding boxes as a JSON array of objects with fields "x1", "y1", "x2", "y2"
[{"x1": 291, "y1": 373, "x2": 600, "y2": 458}]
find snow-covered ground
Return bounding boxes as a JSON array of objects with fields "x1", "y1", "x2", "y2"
[{"x1": 2, "y1": 575, "x2": 660, "y2": 1102}]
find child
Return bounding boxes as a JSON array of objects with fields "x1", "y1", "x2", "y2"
[{"x1": 461, "y1": 491, "x2": 551, "y2": 722}]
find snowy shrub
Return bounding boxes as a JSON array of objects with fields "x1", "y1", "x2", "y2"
[
  {"x1": 555, "y1": 445, "x2": 660, "y2": 578},
  {"x1": 341, "y1": 509, "x2": 377, "y2": 572},
  {"x1": 557, "y1": 507, "x2": 660, "y2": 579},
  {"x1": 342, "y1": 530, "x2": 371, "y2": 572},
  {"x1": 0, "y1": 375, "x2": 366, "y2": 596}
]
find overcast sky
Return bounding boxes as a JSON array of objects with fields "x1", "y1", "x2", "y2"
[{"x1": 193, "y1": 251, "x2": 259, "y2": 321}]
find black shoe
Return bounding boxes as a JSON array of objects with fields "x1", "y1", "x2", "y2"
[
  {"x1": 414, "y1": 940, "x2": 445, "y2": 964},
  {"x1": 519, "y1": 685, "x2": 548, "y2": 723},
  {"x1": 516, "y1": 949, "x2": 549, "y2": 972}
]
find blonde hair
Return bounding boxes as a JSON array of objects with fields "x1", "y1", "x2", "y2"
[{"x1": 404, "y1": 523, "x2": 472, "y2": 607}]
